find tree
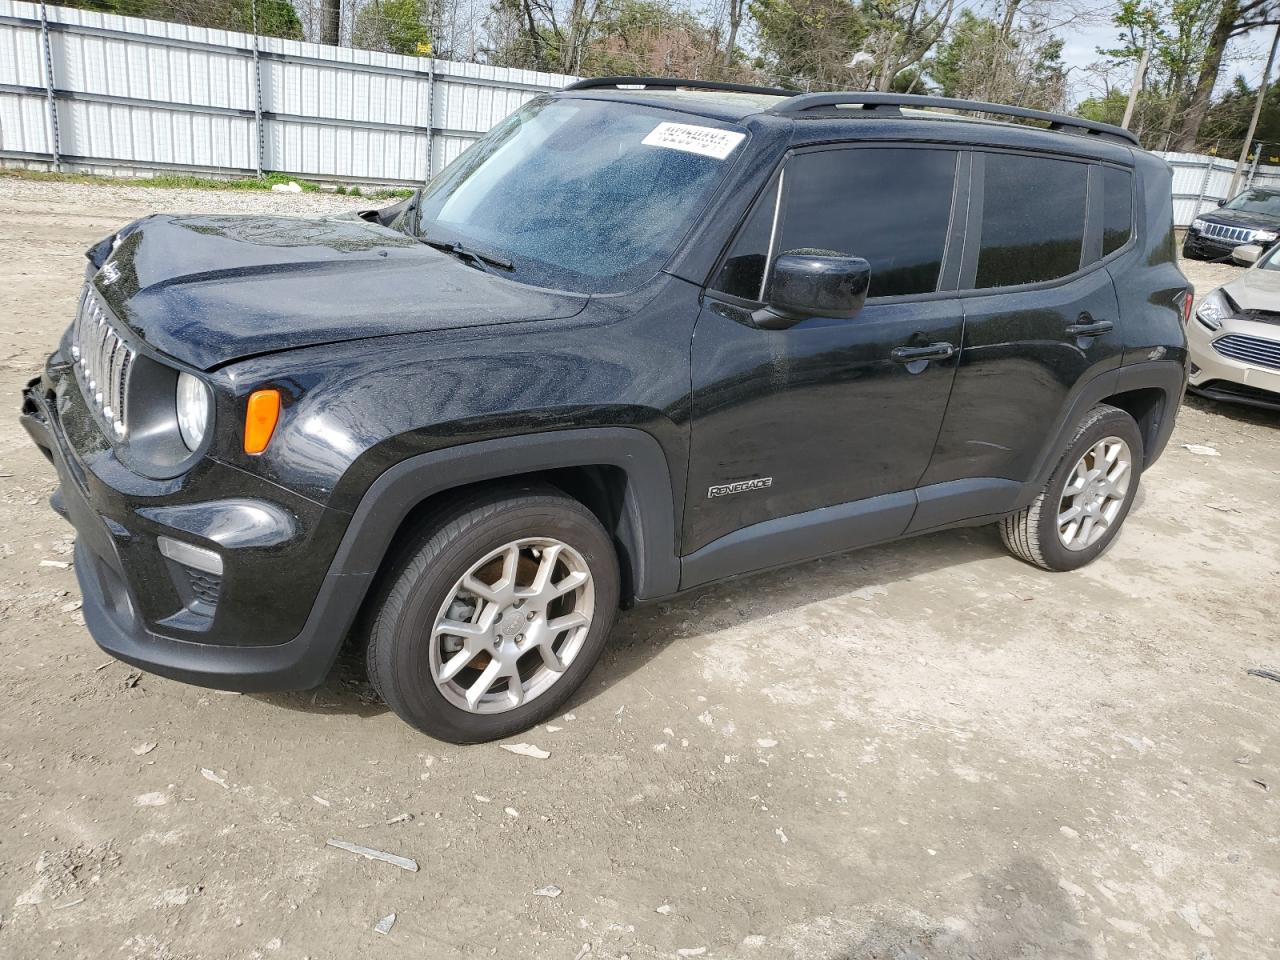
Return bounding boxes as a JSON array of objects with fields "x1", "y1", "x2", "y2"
[
  {"x1": 353, "y1": 0, "x2": 433, "y2": 54},
  {"x1": 483, "y1": 0, "x2": 614, "y2": 73},
  {"x1": 577, "y1": 0, "x2": 744, "y2": 79},
  {"x1": 1202, "y1": 72, "x2": 1280, "y2": 148},
  {"x1": 58, "y1": 0, "x2": 304, "y2": 39},
  {"x1": 1093, "y1": 0, "x2": 1223, "y2": 148},
  {"x1": 1172, "y1": 0, "x2": 1280, "y2": 150},
  {"x1": 1077, "y1": 88, "x2": 1133, "y2": 126},
  {"x1": 926, "y1": 7, "x2": 1067, "y2": 110},
  {"x1": 861, "y1": 0, "x2": 955, "y2": 92},
  {"x1": 749, "y1": 0, "x2": 872, "y2": 88}
]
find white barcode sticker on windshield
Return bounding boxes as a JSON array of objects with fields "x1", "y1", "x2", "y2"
[{"x1": 642, "y1": 122, "x2": 745, "y2": 160}]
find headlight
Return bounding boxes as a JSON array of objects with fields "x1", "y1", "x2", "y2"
[
  {"x1": 1254, "y1": 229, "x2": 1278, "y2": 243},
  {"x1": 1190, "y1": 218, "x2": 1207, "y2": 232},
  {"x1": 1195, "y1": 289, "x2": 1229, "y2": 331},
  {"x1": 176, "y1": 372, "x2": 212, "y2": 450}
]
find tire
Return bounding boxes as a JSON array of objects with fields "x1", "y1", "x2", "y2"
[
  {"x1": 999, "y1": 404, "x2": 1144, "y2": 572},
  {"x1": 366, "y1": 483, "x2": 619, "y2": 743}
]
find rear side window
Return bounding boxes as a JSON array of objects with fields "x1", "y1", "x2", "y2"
[
  {"x1": 975, "y1": 153, "x2": 1088, "y2": 288},
  {"x1": 1102, "y1": 166, "x2": 1134, "y2": 256},
  {"x1": 712, "y1": 147, "x2": 958, "y2": 301},
  {"x1": 779, "y1": 148, "x2": 958, "y2": 298}
]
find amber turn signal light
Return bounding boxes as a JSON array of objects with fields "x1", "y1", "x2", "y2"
[{"x1": 243, "y1": 389, "x2": 281, "y2": 455}]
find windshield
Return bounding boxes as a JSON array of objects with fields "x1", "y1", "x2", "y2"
[
  {"x1": 1259, "y1": 244, "x2": 1280, "y2": 270},
  {"x1": 415, "y1": 97, "x2": 746, "y2": 293},
  {"x1": 1223, "y1": 188, "x2": 1280, "y2": 218}
]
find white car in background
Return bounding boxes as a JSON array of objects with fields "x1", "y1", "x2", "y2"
[{"x1": 1188, "y1": 242, "x2": 1280, "y2": 411}]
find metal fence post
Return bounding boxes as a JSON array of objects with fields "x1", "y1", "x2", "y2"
[
  {"x1": 1193, "y1": 154, "x2": 1214, "y2": 218},
  {"x1": 38, "y1": 1, "x2": 61, "y2": 171},
  {"x1": 250, "y1": 0, "x2": 264, "y2": 178},
  {"x1": 424, "y1": 57, "x2": 435, "y2": 183}
]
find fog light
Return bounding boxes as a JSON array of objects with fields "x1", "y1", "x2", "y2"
[{"x1": 158, "y1": 536, "x2": 223, "y2": 575}]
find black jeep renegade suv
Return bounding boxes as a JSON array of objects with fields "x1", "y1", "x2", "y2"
[{"x1": 21, "y1": 79, "x2": 1191, "y2": 742}]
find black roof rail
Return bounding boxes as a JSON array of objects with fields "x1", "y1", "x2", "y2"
[
  {"x1": 768, "y1": 92, "x2": 1140, "y2": 147},
  {"x1": 565, "y1": 76, "x2": 799, "y2": 99}
]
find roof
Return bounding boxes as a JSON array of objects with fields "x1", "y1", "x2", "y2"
[{"x1": 559, "y1": 77, "x2": 1139, "y2": 148}]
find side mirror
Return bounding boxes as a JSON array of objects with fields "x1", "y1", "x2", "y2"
[
  {"x1": 754, "y1": 253, "x2": 871, "y2": 330},
  {"x1": 1233, "y1": 243, "x2": 1263, "y2": 265}
]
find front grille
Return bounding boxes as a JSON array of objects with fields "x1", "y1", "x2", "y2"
[
  {"x1": 1213, "y1": 333, "x2": 1280, "y2": 371},
  {"x1": 1198, "y1": 221, "x2": 1256, "y2": 244},
  {"x1": 71, "y1": 286, "x2": 135, "y2": 438}
]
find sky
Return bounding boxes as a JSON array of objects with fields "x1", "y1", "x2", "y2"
[{"x1": 1049, "y1": 5, "x2": 1277, "y2": 106}]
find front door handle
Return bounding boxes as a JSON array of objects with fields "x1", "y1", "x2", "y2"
[
  {"x1": 1065, "y1": 318, "x2": 1114, "y2": 338},
  {"x1": 891, "y1": 342, "x2": 956, "y2": 364}
]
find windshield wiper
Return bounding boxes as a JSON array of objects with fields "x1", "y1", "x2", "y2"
[{"x1": 419, "y1": 235, "x2": 514, "y2": 272}]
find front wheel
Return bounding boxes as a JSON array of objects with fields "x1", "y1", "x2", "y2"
[
  {"x1": 1000, "y1": 404, "x2": 1144, "y2": 572},
  {"x1": 366, "y1": 484, "x2": 619, "y2": 742}
]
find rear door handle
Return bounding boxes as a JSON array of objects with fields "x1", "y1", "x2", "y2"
[
  {"x1": 891, "y1": 342, "x2": 956, "y2": 364},
  {"x1": 1065, "y1": 319, "x2": 1114, "y2": 338}
]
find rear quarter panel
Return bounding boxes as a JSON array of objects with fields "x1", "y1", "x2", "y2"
[{"x1": 1113, "y1": 153, "x2": 1189, "y2": 367}]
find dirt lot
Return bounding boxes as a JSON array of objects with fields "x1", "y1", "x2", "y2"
[{"x1": 0, "y1": 176, "x2": 1277, "y2": 960}]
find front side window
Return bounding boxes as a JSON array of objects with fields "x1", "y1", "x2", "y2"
[
  {"x1": 712, "y1": 147, "x2": 958, "y2": 301},
  {"x1": 975, "y1": 153, "x2": 1088, "y2": 288},
  {"x1": 713, "y1": 175, "x2": 780, "y2": 300},
  {"x1": 416, "y1": 98, "x2": 745, "y2": 294}
]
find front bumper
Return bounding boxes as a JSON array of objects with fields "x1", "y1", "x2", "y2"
[
  {"x1": 1185, "y1": 315, "x2": 1280, "y2": 411},
  {"x1": 1182, "y1": 231, "x2": 1270, "y2": 262},
  {"x1": 20, "y1": 357, "x2": 360, "y2": 691}
]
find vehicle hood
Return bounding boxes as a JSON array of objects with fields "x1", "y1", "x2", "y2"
[
  {"x1": 1195, "y1": 208, "x2": 1280, "y2": 230},
  {"x1": 92, "y1": 214, "x2": 587, "y2": 370},
  {"x1": 1224, "y1": 267, "x2": 1280, "y2": 321}
]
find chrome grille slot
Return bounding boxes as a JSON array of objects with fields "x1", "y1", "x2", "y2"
[
  {"x1": 1214, "y1": 333, "x2": 1280, "y2": 371},
  {"x1": 71, "y1": 285, "x2": 134, "y2": 438},
  {"x1": 1199, "y1": 222, "x2": 1255, "y2": 244}
]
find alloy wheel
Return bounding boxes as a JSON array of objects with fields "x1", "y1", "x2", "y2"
[
  {"x1": 1057, "y1": 435, "x2": 1133, "y2": 551},
  {"x1": 428, "y1": 538, "x2": 595, "y2": 714}
]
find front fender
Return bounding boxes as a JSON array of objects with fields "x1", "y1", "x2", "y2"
[{"x1": 325, "y1": 427, "x2": 680, "y2": 600}]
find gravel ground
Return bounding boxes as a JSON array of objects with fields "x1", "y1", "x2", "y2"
[{"x1": 0, "y1": 176, "x2": 1277, "y2": 960}]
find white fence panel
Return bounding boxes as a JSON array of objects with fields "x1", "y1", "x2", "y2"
[
  {"x1": 0, "y1": 0, "x2": 576, "y2": 183},
  {"x1": 1160, "y1": 150, "x2": 1280, "y2": 227}
]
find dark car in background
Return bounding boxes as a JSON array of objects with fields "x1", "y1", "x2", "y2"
[
  {"x1": 22, "y1": 79, "x2": 1191, "y2": 742},
  {"x1": 1183, "y1": 186, "x2": 1280, "y2": 260}
]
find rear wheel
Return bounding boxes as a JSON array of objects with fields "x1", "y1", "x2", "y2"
[
  {"x1": 366, "y1": 485, "x2": 619, "y2": 742},
  {"x1": 1000, "y1": 404, "x2": 1143, "y2": 572}
]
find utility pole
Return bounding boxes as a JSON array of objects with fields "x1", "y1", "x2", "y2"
[
  {"x1": 1121, "y1": 45, "x2": 1149, "y2": 131},
  {"x1": 1229, "y1": 23, "x2": 1280, "y2": 198}
]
